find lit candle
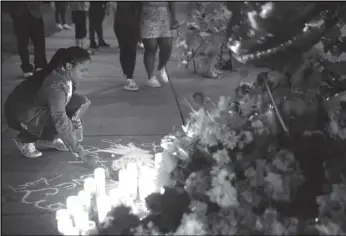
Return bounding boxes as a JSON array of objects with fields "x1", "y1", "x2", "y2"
[
  {"x1": 139, "y1": 167, "x2": 157, "y2": 201},
  {"x1": 94, "y1": 168, "x2": 106, "y2": 196},
  {"x1": 66, "y1": 196, "x2": 88, "y2": 232},
  {"x1": 127, "y1": 163, "x2": 139, "y2": 199},
  {"x1": 109, "y1": 188, "x2": 121, "y2": 207},
  {"x1": 154, "y1": 153, "x2": 162, "y2": 169},
  {"x1": 80, "y1": 221, "x2": 97, "y2": 235},
  {"x1": 96, "y1": 195, "x2": 111, "y2": 223},
  {"x1": 78, "y1": 190, "x2": 91, "y2": 212},
  {"x1": 84, "y1": 178, "x2": 97, "y2": 195},
  {"x1": 57, "y1": 220, "x2": 79, "y2": 235},
  {"x1": 56, "y1": 209, "x2": 75, "y2": 235}
]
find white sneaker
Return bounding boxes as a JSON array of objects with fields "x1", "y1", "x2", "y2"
[
  {"x1": 56, "y1": 24, "x2": 63, "y2": 30},
  {"x1": 137, "y1": 42, "x2": 144, "y2": 49},
  {"x1": 14, "y1": 137, "x2": 42, "y2": 158},
  {"x1": 124, "y1": 79, "x2": 139, "y2": 91},
  {"x1": 62, "y1": 24, "x2": 71, "y2": 30},
  {"x1": 37, "y1": 138, "x2": 69, "y2": 151},
  {"x1": 23, "y1": 72, "x2": 33, "y2": 78},
  {"x1": 147, "y1": 76, "x2": 162, "y2": 88},
  {"x1": 157, "y1": 68, "x2": 169, "y2": 83}
]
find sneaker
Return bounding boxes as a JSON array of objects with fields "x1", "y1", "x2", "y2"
[
  {"x1": 72, "y1": 118, "x2": 84, "y2": 142},
  {"x1": 37, "y1": 138, "x2": 69, "y2": 151},
  {"x1": 98, "y1": 41, "x2": 111, "y2": 48},
  {"x1": 147, "y1": 76, "x2": 162, "y2": 88},
  {"x1": 23, "y1": 72, "x2": 33, "y2": 78},
  {"x1": 157, "y1": 68, "x2": 169, "y2": 83},
  {"x1": 56, "y1": 24, "x2": 63, "y2": 30},
  {"x1": 62, "y1": 24, "x2": 71, "y2": 30},
  {"x1": 137, "y1": 42, "x2": 144, "y2": 49},
  {"x1": 13, "y1": 137, "x2": 42, "y2": 158},
  {"x1": 90, "y1": 41, "x2": 98, "y2": 49},
  {"x1": 124, "y1": 79, "x2": 139, "y2": 91}
]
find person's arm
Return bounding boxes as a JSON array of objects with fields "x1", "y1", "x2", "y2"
[
  {"x1": 47, "y1": 83, "x2": 84, "y2": 157},
  {"x1": 168, "y1": 2, "x2": 179, "y2": 29}
]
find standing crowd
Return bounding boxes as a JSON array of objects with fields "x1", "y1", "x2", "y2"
[{"x1": 5, "y1": 1, "x2": 180, "y2": 162}]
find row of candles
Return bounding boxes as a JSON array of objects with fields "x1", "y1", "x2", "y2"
[{"x1": 56, "y1": 154, "x2": 163, "y2": 235}]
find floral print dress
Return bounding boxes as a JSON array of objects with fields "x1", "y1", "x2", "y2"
[{"x1": 140, "y1": 2, "x2": 172, "y2": 39}]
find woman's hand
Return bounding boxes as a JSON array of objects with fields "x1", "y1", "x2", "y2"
[
  {"x1": 171, "y1": 19, "x2": 180, "y2": 29},
  {"x1": 77, "y1": 149, "x2": 99, "y2": 169}
]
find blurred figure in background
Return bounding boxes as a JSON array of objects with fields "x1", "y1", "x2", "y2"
[
  {"x1": 140, "y1": 2, "x2": 179, "y2": 88},
  {"x1": 52, "y1": 1, "x2": 71, "y2": 30},
  {"x1": 89, "y1": 1, "x2": 110, "y2": 50},
  {"x1": 8, "y1": 2, "x2": 47, "y2": 78},
  {"x1": 185, "y1": 2, "x2": 231, "y2": 79},
  {"x1": 69, "y1": 1, "x2": 90, "y2": 50},
  {"x1": 112, "y1": 2, "x2": 142, "y2": 91}
]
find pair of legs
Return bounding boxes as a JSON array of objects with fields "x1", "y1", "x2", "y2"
[
  {"x1": 89, "y1": 5, "x2": 109, "y2": 48},
  {"x1": 54, "y1": 2, "x2": 68, "y2": 25},
  {"x1": 114, "y1": 9, "x2": 140, "y2": 91},
  {"x1": 11, "y1": 94, "x2": 90, "y2": 158},
  {"x1": 72, "y1": 11, "x2": 87, "y2": 49},
  {"x1": 142, "y1": 37, "x2": 173, "y2": 79},
  {"x1": 11, "y1": 11, "x2": 47, "y2": 74}
]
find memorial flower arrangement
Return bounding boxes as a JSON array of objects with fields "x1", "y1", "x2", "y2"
[{"x1": 57, "y1": 2, "x2": 346, "y2": 235}]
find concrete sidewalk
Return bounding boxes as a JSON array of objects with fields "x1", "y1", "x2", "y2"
[{"x1": 1, "y1": 13, "x2": 266, "y2": 235}]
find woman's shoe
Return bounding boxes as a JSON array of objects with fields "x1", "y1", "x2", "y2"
[
  {"x1": 124, "y1": 79, "x2": 139, "y2": 91},
  {"x1": 62, "y1": 24, "x2": 71, "y2": 30},
  {"x1": 37, "y1": 138, "x2": 69, "y2": 151},
  {"x1": 157, "y1": 68, "x2": 169, "y2": 83},
  {"x1": 13, "y1": 137, "x2": 42, "y2": 158},
  {"x1": 147, "y1": 76, "x2": 162, "y2": 88}
]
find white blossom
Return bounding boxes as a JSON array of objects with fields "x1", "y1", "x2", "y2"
[
  {"x1": 174, "y1": 213, "x2": 208, "y2": 235},
  {"x1": 207, "y1": 167, "x2": 239, "y2": 208}
]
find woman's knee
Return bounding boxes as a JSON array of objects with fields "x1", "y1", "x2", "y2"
[
  {"x1": 158, "y1": 37, "x2": 173, "y2": 51},
  {"x1": 143, "y1": 38, "x2": 158, "y2": 54}
]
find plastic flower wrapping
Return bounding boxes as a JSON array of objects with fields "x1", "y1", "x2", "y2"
[{"x1": 57, "y1": 2, "x2": 346, "y2": 235}]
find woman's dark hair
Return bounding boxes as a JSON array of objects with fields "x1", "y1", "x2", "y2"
[{"x1": 39, "y1": 46, "x2": 91, "y2": 77}]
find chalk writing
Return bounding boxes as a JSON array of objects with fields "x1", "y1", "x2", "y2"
[
  {"x1": 6, "y1": 140, "x2": 162, "y2": 212},
  {"x1": 6, "y1": 174, "x2": 117, "y2": 212}
]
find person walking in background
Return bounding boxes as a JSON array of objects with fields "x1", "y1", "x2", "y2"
[
  {"x1": 112, "y1": 2, "x2": 142, "y2": 91},
  {"x1": 89, "y1": 1, "x2": 110, "y2": 50},
  {"x1": 140, "y1": 2, "x2": 179, "y2": 88},
  {"x1": 53, "y1": 1, "x2": 71, "y2": 30},
  {"x1": 8, "y1": 2, "x2": 47, "y2": 78},
  {"x1": 69, "y1": 1, "x2": 90, "y2": 50}
]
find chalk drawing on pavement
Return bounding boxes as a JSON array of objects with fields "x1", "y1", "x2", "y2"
[{"x1": 5, "y1": 140, "x2": 162, "y2": 212}]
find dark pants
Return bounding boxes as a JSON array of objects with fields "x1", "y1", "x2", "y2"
[
  {"x1": 55, "y1": 2, "x2": 68, "y2": 24},
  {"x1": 17, "y1": 94, "x2": 89, "y2": 143},
  {"x1": 114, "y1": 10, "x2": 140, "y2": 79},
  {"x1": 72, "y1": 11, "x2": 87, "y2": 39},
  {"x1": 11, "y1": 11, "x2": 47, "y2": 73},
  {"x1": 89, "y1": 5, "x2": 106, "y2": 43}
]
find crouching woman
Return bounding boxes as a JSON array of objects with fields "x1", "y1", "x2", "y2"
[{"x1": 4, "y1": 46, "x2": 92, "y2": 161}]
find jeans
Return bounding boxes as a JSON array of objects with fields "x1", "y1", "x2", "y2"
[
  {"x1": 114, "y1": 10, "x2": 140, "y2": 79},
  {"x1": 55, "y1": 2, "x2": 68, "y2": 25},
  {"x1": 89, "y1": 5, "x2": 106, "y2": 43},
  {"x1": 18, "y1": 94, "x2": 89, "y2": 143},
  {"x1": 11, "y1": 11, "x2": 47, "y2": 72}
]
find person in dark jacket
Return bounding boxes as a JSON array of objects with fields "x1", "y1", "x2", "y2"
[
  {"x1": 9, "y1": 2, "x2": 48, "y2": 78},
  {"x1": 113, "y1": 2, "x2": 142, "y2": 91},
  {"x1": 89, "y1": 1, "x2": 110, "y2": 49},
  {"x1": 4, "y1": 47, "x2": 92, "y2": 162}
]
